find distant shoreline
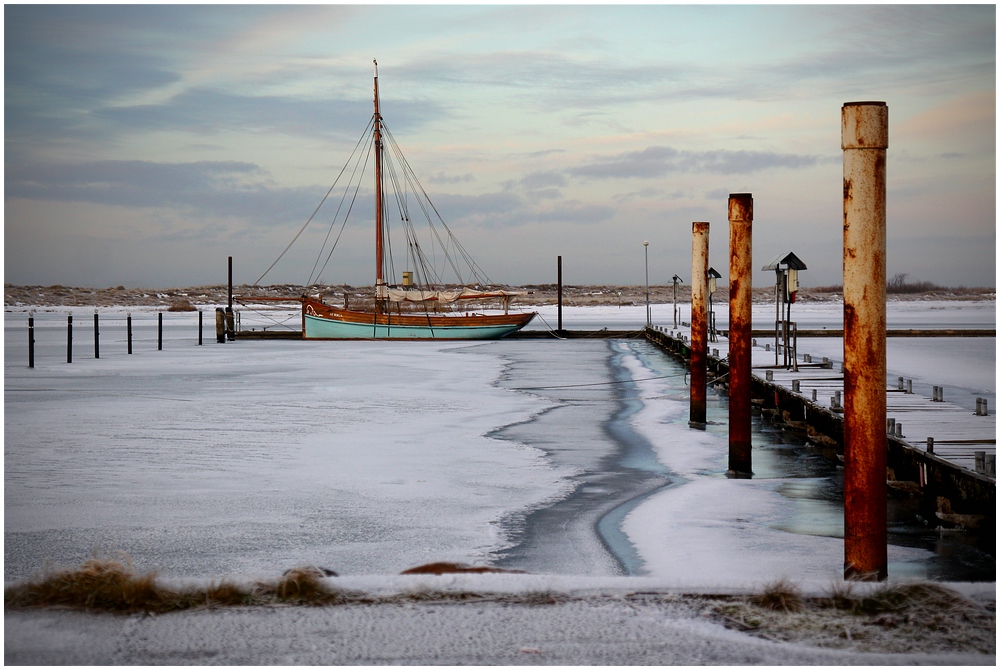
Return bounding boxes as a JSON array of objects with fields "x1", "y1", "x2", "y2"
[{"x1": 4, "y1": 283, "x2": 995, "y2": 309}]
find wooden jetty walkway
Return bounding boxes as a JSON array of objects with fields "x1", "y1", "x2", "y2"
[
  {"x1": 647, "y1": 323, "x2": 995, "y2": 478},
  {"x1": 644, "y1": 323, "x2": 995, "y2": 531}
]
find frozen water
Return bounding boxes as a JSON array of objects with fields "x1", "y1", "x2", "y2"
[
  {"x1": 4, "y1": 301, "x2": 995, "y2": 585},
  {"x1": 6, "y1": 312, "x2": 560, "y2": 579}
]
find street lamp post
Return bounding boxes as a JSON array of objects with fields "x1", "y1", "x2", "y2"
[{"x1": 643, "y1": 241, "x2": 650, "y2": 327}]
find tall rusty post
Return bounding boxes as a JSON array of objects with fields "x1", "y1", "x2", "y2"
[
  {"x1": 728, "y1": 194, "x2": 753, "y2": 477},
  {"x1": 690, "y1": 222, "x2": 709, "y2": 427},
  {"x1": 557, "y1": 255, "x2": 563, "y2": 333},
  {"x1": 842, "y1": 101, "x2": 888, "y2": 581}
]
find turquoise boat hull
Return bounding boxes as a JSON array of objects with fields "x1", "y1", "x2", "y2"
[{"x1": 302, "y1": 300, "x2": 535, "y2": 340}]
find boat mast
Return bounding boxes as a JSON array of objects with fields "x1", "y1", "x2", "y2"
[{"x1": 373, "y1": 60, "x2": 386, "y2": 311}]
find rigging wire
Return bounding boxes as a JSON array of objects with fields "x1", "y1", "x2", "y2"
[
  {"x1": 310, "y1": 134, "x2": 376, "y2": 285},
  {"x1": 308, "y1": 129, "x2": 377, "y2": 286},
  {"x1": 255, "y1": 115, "x2": 375, "y2": 287},
  {"x1": 383, "y1": 123, "x2": 483, "y2": 287},
  {"x1": 256, "y1": 110, "x2": 504, "y2": 298}
]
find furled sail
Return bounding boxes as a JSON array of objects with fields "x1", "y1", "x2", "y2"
[{"x1": 385, "y1": 287, "x2": 526, "y2": 304}]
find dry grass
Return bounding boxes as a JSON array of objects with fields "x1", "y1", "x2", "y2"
[
  {"x1": 256, "y1": 568, "x2": 355, "y2": 605},
  {"x1": 4, "y1": 554, "x2": 189, "y2": 613},
  {"x1": 6, "y1": 282, "x2": 994, "y2": 309},
  {"x1": 166, "y1": 299, "x2": 197, "y2": 312},
  {"x1": 709, "y1": 580, "x2": 995, "y2": 655},
  {"x1": 752, "y1": 578, "x2": 804, "y2": 613},
  {"x1": 5, "y1": 558, "x2": 994, "y2": 655}
]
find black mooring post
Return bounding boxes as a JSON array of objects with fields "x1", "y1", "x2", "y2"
[
  {"x1": 158, "y1": 312, "x2": 163, "y2": 350},
  {"x1": 67, "y1": 315, "x2": 73, "y2": 364},
  {"x1": 28, "y1": 315, "x2": 35, "y2": 368},
  {"x1": 216, "y1": 307, "x2": 226, "y2": 343},
  {"x1": 198, "y1": 310, "x2": 203, "y2": 345},
  {"x1": 94, "y1": 312, "x2": 100, "y2": 359},
  {"x1": 227, "y1": 255, "x2": 235, "y2": 342},
  {"x1": 127, "y1": 313, "x2": 133, "y2": 354},
  {"x1": 557, "y1": 255, "x2": 563, "y2": 333}
]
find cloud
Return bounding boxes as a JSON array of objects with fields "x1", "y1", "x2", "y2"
[
  {"x1": 95, "y1": 89, "x2": 379, "y2": 138},
  {"x1": 427, "y1": 171, "x2": 476, "y2": 184},
  {"x1": 5, "y1": 160, "x2": 324, "y2": 227},
  {"x1": 612, "y1": 188, "x2": 668, "y2": 202},
  {"x1": 567, "y1": 146, "x2": 830, "y2": 179},
  {"x1": 519, "y1": 170, "x2": 567, "y2": 190}
]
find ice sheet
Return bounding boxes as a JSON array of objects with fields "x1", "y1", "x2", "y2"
[{"x1": 5, "y1": 318, "x2": 563, "y2": 579}]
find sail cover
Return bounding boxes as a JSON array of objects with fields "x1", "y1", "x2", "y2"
[{"x1": 385, "y1": 287, "x2": 525, "y2": 304}]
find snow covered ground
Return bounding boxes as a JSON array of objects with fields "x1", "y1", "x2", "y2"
[{"x1": 4, "y1": 302, "x2": 995, "y2": 663}]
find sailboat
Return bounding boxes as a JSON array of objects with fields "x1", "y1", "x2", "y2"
[{"x1": 263, "y1": 61, "x2": 534, "y2": 340}]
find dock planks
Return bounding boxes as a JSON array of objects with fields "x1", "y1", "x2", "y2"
[{"x1": 649, "y1": 324, "x2": 996, "y2": 479}]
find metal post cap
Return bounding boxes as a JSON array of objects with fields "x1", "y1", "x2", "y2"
[
  {"x1": 728, "y1": 193, "x2": 753, "y2": 221},
  {"x1": 842, "y1": 102, "x2": 888, "y2": 149}
]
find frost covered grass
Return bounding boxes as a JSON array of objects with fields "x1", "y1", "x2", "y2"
[
  {"x1": 6, "y1": 556, "x2": 993, "y2": 656},
  {"x1": 709, "y1": 580, "x2": 995, "y2": 655},
  {"x1": 4, "y1": 556, "x2": 558, "y2": 612}
]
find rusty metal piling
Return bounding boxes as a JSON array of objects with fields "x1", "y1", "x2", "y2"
[
  {"x1": 690, "y1": 222, "x2": 709, "y2": 426},
  {"x1": 728, "y1": 194, "x2": 753, "y2": 477},
  {"x1": 842, "y1": 101, "x2": 888, "y2": 581}
]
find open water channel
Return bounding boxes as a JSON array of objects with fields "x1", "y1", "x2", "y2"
[{"x1": 486, "y1": 338, "x2": 994, "y2": 581}]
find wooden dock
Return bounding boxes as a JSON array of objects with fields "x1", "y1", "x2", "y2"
[
  {"x1": 644, "y1": 323, "x2": 995, "y2": 527},
  {"x1": 648, "y1": 324, "x2": 995, "y2": 476}
]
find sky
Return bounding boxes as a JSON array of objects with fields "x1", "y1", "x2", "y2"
[{"x1": 4, "y1": 4, "x2": 996, "y2": 289}]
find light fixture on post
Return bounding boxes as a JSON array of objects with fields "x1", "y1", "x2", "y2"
[
  {"x1": 671, "y1": 274, "x2": 683, "y2": 328},
  {"x1": 708, "y1": 267, "x2": 722, "y2": 342}
]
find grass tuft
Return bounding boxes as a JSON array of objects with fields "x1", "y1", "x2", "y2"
[
  {"x1": 850, "y1": 582, "x2": 975, "y2": 616},
  {"x1": 167, "y1": 299, "x2": 196, "y2": 312},
  {"x1": 256, "y1": 567, "x2": 349, "y2": 605},
  {"x1": 204, "y1": 580, "x2": 258, "y2": 608},
  {"x1": 5, "y1": 554, "x2": 179, "y2": 613},
  {"x1": 752, "y1": 579, "x2": 803, "y2": 613}
]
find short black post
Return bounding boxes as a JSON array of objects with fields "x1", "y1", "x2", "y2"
[
  {"x1": 127, "y1": 313, "x2": 133, "y2": 354},
  {"x1": 28, "y1": 315, "x2": 35, "y2": 368},
  {"x1": 94, "y1": 311, "x2": 100, "y2": 359},
  {"x1": 158, "y1": 312, "x2": 163, "y2": 350},
  {"x1": 557, "y1": 255, "x2": 563, "y2": 333},
  {"x1": 198, "y1": 310, "x2": 203, "y2": 345},
  {"x1": 216, "y1": 307, "x2": 226, "y2": 343},
  {"x1": 67, "y1": 315, "x2": 73, "y2": 364}
]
